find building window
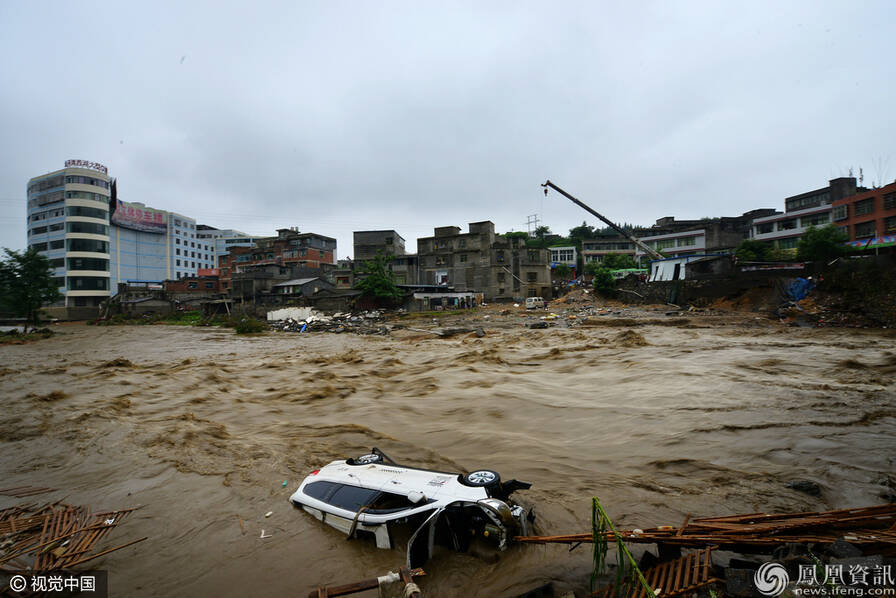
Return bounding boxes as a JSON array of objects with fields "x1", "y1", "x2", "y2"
[
  {"x1": 854, "y1": 220, "x2": 876, "y2": 238},
  {"x1": 66, "y1": 276, "x2": 109, "y2": 290},
  {"x1": 527, "y1": 272, "x2": 538, "y2": 282},
  {"x1": 885, "y1": 216, "x2": 896, "y2": 233},
  {"x1": 66, "y1": 222, "x2": 108, "y2": 235},
  {"x1": 65, "y1": 238, "x2": 106, "y2": 252},
  {"x1": 777, "y1": 237, "x2": 799, "y2": 249},
  {"x1": 756, "y1": 223, "x2": 774, "y2": 234},
  {"x1": 176, "y1": 249, "x2": 180, "y2": 255},
  {"x1": 67, "y1": 258, "x2": 109, "y2": 271},
  {"x1": 656, "y1": 239, "x2": 675, "y2": 250},
  {"x1": 832, "y1": 204, "x2": 848, "y2": 221},
  {"x1": 188, "y1": 282, "x2": 198, "y2": 289},
  {"x1": 458, "y1": 239, "x2": 466, "y2": 248},
  {"x1": 884, "y1": 192, "x2": 896, "y2": 211},
  {"x1": 677, "y1": 237, "x2": 696, "y2": 247},
  {"x1": 204, "y1": 282, "x2": 214, "y2": 289},
  {"x1": 459, "y1": 254, "x2": 467, "y2": 263},
  {"x1": 66, "y1": 206, "x2": 108, "y2": 219},
  {"x1": 801, "y1": 213, "x2": 830, "y2": 228},
  {"x1": 778, "y1": 219, "x2": 797, "y2": 231},
  {"x1": 498, "y1": 287, "x2": 504, "y2": 295},
  {"x1": 496, "y1": 251, "x2": 504, "y2": 262},
  {"x1": 527, "y1": 250, "x2": 538, "y2": 261},
  {"x1": 854, "y1": 198, "x2": 875, "y2": 216}
]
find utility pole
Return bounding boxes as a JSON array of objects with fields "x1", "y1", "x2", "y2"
[{"x1": 526, "y1": 214, "x2": 540, "y2": 237}]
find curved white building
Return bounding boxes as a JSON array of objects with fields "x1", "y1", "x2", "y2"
[{"x1": 27, "y1": 160, "x2": 112, "y2": 307}]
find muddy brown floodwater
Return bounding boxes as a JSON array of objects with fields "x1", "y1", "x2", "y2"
[{"x1": 2, "y1": 321, "x2": 895, "y2": 597}]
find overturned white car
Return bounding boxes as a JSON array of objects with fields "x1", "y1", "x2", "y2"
[{"x1": 289, "y1": 448, "x2": 532, "y2": 566}]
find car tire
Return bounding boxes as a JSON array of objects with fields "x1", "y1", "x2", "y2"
[
  {"x1": 348, "y1": 453, "x2": 383, "y2": 466},
  {"x1": 461, "y1": 469, "x2": 501, "y2": 488}
]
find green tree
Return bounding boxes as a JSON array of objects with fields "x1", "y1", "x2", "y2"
[
  {"x1": 0, "y1": 248, "x2": 62, "y2": 331},
  {"x1": 568, "y1": 221, "x2": 596, "y2": 244},
  {"x1": 601, "y1": 253, "x2": 638, "y2": 270},
  {"x1": 797, "y1": 225, "x2": 849, "y2": 262},
  {"x1": 552, "y1": 263, "x2": 572, "y2": 279},
  {"x1": 584, "y1": 260, "x2": 604, "y2": 276},
  {"x1": 592, "y1": 267, "x2": 616, "y2": 297},
  {"x1": 734, "y1": 239, "x2": 772, "y2": 262},
  {"x1": 354, "y1": 252, "x2": 403, "y2": 303}
]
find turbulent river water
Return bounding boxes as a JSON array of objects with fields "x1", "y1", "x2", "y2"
[{"x1": 2, "y1": 321, "x2": 895, "y2": 597}]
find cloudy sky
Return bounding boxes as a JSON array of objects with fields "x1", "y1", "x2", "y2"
[{"x1": 1, "y1": 1, "x2": 893, "y2": 256}]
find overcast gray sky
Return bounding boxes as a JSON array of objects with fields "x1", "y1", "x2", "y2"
[{"x1": 2, "y1": 1, "x2": 893, "y2": 257}]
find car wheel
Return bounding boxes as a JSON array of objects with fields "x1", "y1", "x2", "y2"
[
  {"x1": 461, "y1": 470, "x2": 501, "y2": 487},
  {"x1": 349, "y1": 453, "x2": 383, "y2": 465}
]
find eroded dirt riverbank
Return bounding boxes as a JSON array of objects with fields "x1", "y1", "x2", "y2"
[{"x1": 2, "y1": 320, "x2": 895, "y2": 596}]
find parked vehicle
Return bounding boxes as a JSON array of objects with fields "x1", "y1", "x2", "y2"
[
  {"x1": 525, "y1": 297, "x2": 546, "y2": 309},
  {"x1": 289, "y1": 448, "x2": 532, "y2": 566}
]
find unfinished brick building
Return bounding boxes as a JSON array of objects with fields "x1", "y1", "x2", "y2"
[{"x1": 416, "y1": 221, "x2": 551, "y2": 301}]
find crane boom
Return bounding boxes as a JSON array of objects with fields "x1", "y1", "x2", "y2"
[{"x1": 541, "y1": 180, "x2": 664, "y2": 261}]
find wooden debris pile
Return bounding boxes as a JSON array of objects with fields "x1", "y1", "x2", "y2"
[
  {"x1": 593, "y1": 548, "x2": 719, "y2": 598},
  {"x1": 516, "y1": 503, "x2": 896, "y2": 555},
  {"x1": 309, "y1": 566, "x2": 425, "y2": 598},
  {"x1": 0, "y1": 501, "x2": 146, "y2": 571}
]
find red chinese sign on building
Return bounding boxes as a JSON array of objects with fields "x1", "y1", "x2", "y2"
[{"x1": 111, "y1": 200, "x2": 167, "y2": 234}]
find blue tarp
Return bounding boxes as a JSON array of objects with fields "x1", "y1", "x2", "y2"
[{"x1": 787, "y1": 277, "x2": 815, "y2": 302}]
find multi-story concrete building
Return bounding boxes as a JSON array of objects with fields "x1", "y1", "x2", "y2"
[
  {"x1": 353, "y1": 230, "x2": 406, "y2": 262},
  {"x1": 416, "y1": 221, "x2": 551, "y2": 301},
  {"x1": 636, "y1": 211, "x2": 775, "y2": 260},
  {"x1": 217, "y1": 228, "x2": 337, "y2": 292},
  {"x1": 750, "y1": 177, "x2": 860, "y2": 251},
  {"x1": 352, "y1": 230, "x2": 420, "y2": 284},
  {"x1": 27, "y1": 161, "x2": 253, "y2": 309},
  {"x1": 196, "y1": 225, "x2": 253, "y2": 266},
  {"x1": 27, "y1": 160, "x2": 112, "y2": 307},
  {"x1": 582, "y1": 235, "x2": 641, "y2": 264},
  {"x1": 549, "y1": 246, "x2": 577, "y2": 270},
  {"x1": 833, "y1": 180, "x2": 896, "y2": 250},
  {"x1": 108, "y1": 200, "x2": 217, "y2": 286}
]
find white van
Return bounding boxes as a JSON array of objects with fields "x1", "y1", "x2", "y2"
[{"x1": 525, "y1": 297, "x2": 545, "y2": 310}]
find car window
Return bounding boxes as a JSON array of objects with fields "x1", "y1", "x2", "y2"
[
  {"x1": 368, "y1": 491, "x2": 421, "y2": 512},
  {"x1": 303, "y1": 481, "x2": 339, "y2": 501},
  {"x1": 328, "y1": 485, "x2": 381, "y2": 511}
]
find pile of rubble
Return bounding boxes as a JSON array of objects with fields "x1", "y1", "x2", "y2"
[{"x1": 267, "y1": 308, "x2": 390, "y2": 335}]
